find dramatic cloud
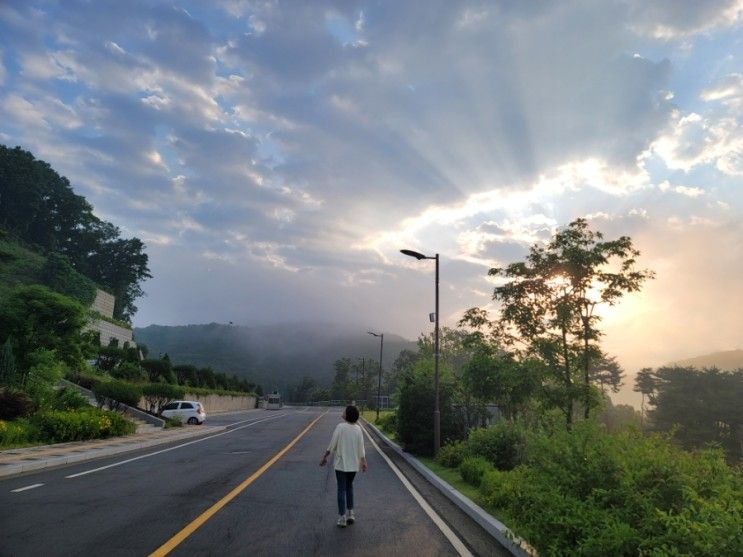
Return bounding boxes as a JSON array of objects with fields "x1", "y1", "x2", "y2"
[{"x1": 1, "y1": 0, "x2": 741, "y2": 407}]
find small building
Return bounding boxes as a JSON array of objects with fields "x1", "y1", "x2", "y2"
[{"x1": 84, "y1": 289, "x2": 135, "y2": 347}]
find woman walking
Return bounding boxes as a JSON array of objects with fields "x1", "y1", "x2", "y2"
[{"x1": 320, "y1": 405, "x2": 368, "y2": 527}]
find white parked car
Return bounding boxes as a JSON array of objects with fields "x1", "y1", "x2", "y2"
[{"x1": 161, "y1": 400, "x2": 206, "y2": 424}]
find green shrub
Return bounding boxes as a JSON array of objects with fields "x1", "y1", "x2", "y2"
[
  {"x1": 52, "y1": 386, "x2": 91, "y2": 410},
  {"x1": 459, "y1": 456, "x2": 493, "y2": 487},
  {"x1": 436, "y1": 440, "x2": 469, "y2": 468},
  {"x1": 66, "y1": 372, "x2": 103, "y2": 391},
  {"x1": 0, "y1": 387, "x2": 34, "y2": 419},
  {"x1": 164, "y1": 416, "x2": 183, "y2": 428},
  {"x1": 31, "y1": 408, "x2": 135, "y2": 442},
  {"x1": 466, "y1": 421, "x2": 526, "y2": 471},
  {"x1": 0, "y1": 418, "x2": 40, "y2": 447},
  {"x1": 376, "y1": 411, "x2": 397, "y2": 435},
  {"x1": 93, "y1": 381, "x2": 142, "y2": 410},
  {"x1": 478, "y1": 421, "x2": 743, "y2": 556},
  {"x1": 110, "y1": 362, "x2": 146, "y2": 382}
]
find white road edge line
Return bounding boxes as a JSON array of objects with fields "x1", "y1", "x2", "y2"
[
  {"x1": 362, "y1": 426, "x2": 473, "y2": 557},
  {"x1": 11, "y1": 483, "x2": 44, "y2": 493},
  {"x1": 66, "y1": 413, "x2": 290, "y2": 479}
]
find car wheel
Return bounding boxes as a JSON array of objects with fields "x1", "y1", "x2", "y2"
[{"x1": 187, "y1": 417, "x2": 198, "y2": 425}]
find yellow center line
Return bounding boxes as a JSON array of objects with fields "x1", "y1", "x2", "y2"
[{"x1": 149, "y1": 412, "x2": 327, "y2": 557}]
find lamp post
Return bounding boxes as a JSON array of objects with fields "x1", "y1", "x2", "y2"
[
  {"x1": 367, "y1": 331, "x2": 384, "y2": 420},
  {"x1": 401, "y1": 249, "x2": 440, "y2": 455}
]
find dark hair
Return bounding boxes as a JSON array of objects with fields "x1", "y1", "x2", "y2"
[{"x1": 344, "y1": 405, "x2": 360, "y2": 423}]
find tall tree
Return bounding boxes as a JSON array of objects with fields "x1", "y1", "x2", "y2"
[
  {"x1": 639, "y1": 366, "x2": 743, "y2": 460},
  {"x1": 489, "y1": 218, "x2": 653, "y2": 426},
  {"x1": 589, "y1": 354, "x2": 625, "y2": 394},
  {"x1": 0, "y1": 337, "x2": 17, "y2": 386}
]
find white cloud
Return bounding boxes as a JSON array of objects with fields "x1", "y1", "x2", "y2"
[
  {"x1": 652, "y1": 111, "x2": 743, "y2": 175},
  {"x1": 658, "y1": 180, "x2": 705, "y2": 197},
  {"x1": 628, "y1": 0, "x2": 743, "y2": 39}
]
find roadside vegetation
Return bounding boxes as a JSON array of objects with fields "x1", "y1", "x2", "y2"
[
  {"x1": 314, "y1": 219, "x2": 743, "y2": 556},
  {"x1": 0, "y1": 147, "x2": 259, "y2": 449}
]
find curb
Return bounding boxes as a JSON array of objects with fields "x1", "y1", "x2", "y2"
[
  {"x1": 0, "y1": 426, "x2": 227, "y2": 480},
  {"x1": 363, "y1": 420, "x2": 534, "y2": 557}
]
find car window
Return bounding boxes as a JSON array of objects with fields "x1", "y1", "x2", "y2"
[
  {"x1": 180, "y1": 402, "x2": 193, "y2": 409},
  {"x1": 162, "y1": 403, "x2": 178, "y2": 410}
]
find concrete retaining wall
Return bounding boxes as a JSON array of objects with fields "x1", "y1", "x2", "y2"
[
  {"x1": 138, "y1": 393, "x2": 256, "y2": 414},
  {"x1": 185, "y1": 393, "x2": 256, "y2": 414}
]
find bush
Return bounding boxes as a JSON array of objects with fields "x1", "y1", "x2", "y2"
[
  {"x1": 0, "y1": 387, "x2": 34, "y2": 419},
  {"x1": 31, "y1": 408, "x2": 135, "y2": 442},
  {"x1": 52, "y1": 386, "x2": 91, "y2": 410},
  {"x1": 466, "y1": 421, "x2": 526, "y2": 471},
  {"x1": 478, "y1": 421, "x2": 743, "y2": 556},
  {"x1": 110, "y1": 362, "x2": 146, "y2": 382},
  {"x1": 66, "y1": 372, "x2": 103, "y2": 391},
  {"x1": 0, "y1": 418, "x2": 39, "y2": 447},
  {"x1": 142, "y1": 383, "x2": 185, "y2": 414},
  {"x1": 459, "y1": 456, "x2": 493, "y2": 487},
  {"x1": 436, "y1": 440, "x2": 469, "y2": 468},
  {"x1": 164, "y1": 416, "x2": 183, "y2": 428},
  {"x1": 376, "y1": 411, "x2": 397, "y2": 435},
  {"x1": 93, "y1": 381, "x2": 142, "y2": 411}
]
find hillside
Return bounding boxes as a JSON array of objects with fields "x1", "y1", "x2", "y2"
[
  {"x1": 669, "y1": 349, "x2": 743, "y2": 371},
  {"x1": 0, "y1": 235, "x2": 97, "y2": 305},
  {"x1": 134, "y1": 322, "x2": 417, "y2": 392}
]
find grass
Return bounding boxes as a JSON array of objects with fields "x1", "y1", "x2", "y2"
[
  {"x1": 416, "y1": 456, "x2": 481, "y2": 502},
  {"x1": 361, "y1": 409, "x2": 397, "y2": 440},
  {"x1": 0, "y1": 238, "x2": 46, "y2": 298}
]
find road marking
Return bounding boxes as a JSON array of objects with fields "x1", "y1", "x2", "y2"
[
  {"x1": 11, "y1": 483, "x2": 44, "y2": 493},
  {"x1": 66, "y1": 413, "x2": 289, "y2": 479},
  {"x1": 149, "y1": 412, "x2": 326, "y2": 557},
  {"x1": 362, "y1": 426, "x2": 474, "y2": 557}
]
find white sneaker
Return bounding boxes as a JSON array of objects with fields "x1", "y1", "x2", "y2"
[
  {"x1": 346, "y1": 510, "x2": 355, "y2": 525},
  {"x1": 337, "y1": 515, "x2": 347, "y2": 528}
]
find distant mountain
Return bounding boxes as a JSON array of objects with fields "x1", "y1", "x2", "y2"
[
  {"x1": 134, "y1": 322, "x2": 417, "y2": 392},
  {"x1": 668, "y1": 349, "x2": 743, "y2": 370}
]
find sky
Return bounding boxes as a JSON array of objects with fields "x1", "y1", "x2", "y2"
[{"x1": 1, "y1": 0, "x2": 741, "y2": 406}]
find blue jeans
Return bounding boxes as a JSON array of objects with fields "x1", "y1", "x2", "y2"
[{"x1": 335, "y1": 470, "x2": 356, "y2": 515}]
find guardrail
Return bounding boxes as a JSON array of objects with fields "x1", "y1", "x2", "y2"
[{"x1": 58, "y1": 378, "x2": 165, "y2": 428}]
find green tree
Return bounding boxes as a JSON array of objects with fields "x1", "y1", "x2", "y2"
[
  {"x1": 0, "y1": 145, "x2": 151, "y2": 321},
  {"x1": 24, "y1": 348, "x2": 66, "y2": 408},
  {"x1": 590, "y1": 354, "x2": 625, "y2": 394},
  {"x1": 489, "y1": 218, "x2": 653, "y2": 426},
  {"x1": 640, "y1": 366, "x2": 743, "y2": 460},
  {"x1": 331, "y1": 357, "x2": 352, "y2": 401},
  {"x1": 0, "y1": 337, "x2": 17, "y2": 386},
  {"x1": 634, "y1": 367, "x2": 657, "y2": 423},
  {"x1": 0, "y1": 284, "x2": 89, "y2": 378},
  {"x1": 141, "y1": 358, "x2": 175, "y2": 384}
]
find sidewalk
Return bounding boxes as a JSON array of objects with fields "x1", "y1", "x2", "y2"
[{"x1": 0, "y1": 425, "x2": 226, "y2": 479}]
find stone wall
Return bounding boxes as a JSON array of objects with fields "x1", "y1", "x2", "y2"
[
  {"x1": 85, "y1": 318, "x2": 134, "y2": 348},
  {"x1": 187, "y1": 393, "x2": 256, "y2": 414},
  {"x1": 139, "y1": 394, "x2": 257, "y2": 414},
  {"x1": 91, "y1": 289, "x2": 116, "y2": 318}
]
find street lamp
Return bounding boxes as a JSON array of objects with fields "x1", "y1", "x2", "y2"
[
  {"x1": 367, "y1": 331, "x2": 384, "y2": 420},
  {"x1": 401, "y1": 249, "x2": 440, "y2": 455}
]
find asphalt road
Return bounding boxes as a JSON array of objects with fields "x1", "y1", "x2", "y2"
[{"x1": 0, "y1": 407, "x2": 476, "y2": 556}]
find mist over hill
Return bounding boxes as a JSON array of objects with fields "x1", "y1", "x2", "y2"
[
  {"x1": 668, "y1": 349, "x2": 743, "y2": 370},
  {"x1": 133, "y1": 322, "x2": 417, "y2": 393}
]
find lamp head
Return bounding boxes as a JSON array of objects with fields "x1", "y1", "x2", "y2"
[
  {"x1": 367, "y1": 331, "x2": 380, "y2": 337},
  {"x1": 400, "y1": 249, "x2": 428, "y2": 260}
]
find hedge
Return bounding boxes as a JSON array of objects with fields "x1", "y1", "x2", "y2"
[
  {"x1": 93, "y1": 381, "x2": 143, "y2": 410},
  {"x1": 31, "y1": 408, "x2": 135, "y2": 442}
]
